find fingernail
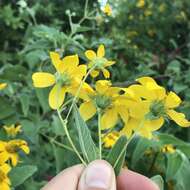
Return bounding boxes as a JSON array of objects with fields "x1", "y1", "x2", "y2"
[{"x1": 85, "y1": 161, "x2": 112, "y2": 189}]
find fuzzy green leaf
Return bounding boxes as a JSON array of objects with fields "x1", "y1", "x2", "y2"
[
  {"x1": 73, "y1": 104, "x2": 98, "y2": 163},
  {"x1": 106, "y1": 136, "x2": 127, "y2": 176}
]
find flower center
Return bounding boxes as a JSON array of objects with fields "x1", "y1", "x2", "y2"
[
  {"x1": 93, "y1": 94, "x2": 112, "y2": 110},
  {"x1": 92, "y1": 57, "x2": 107, "y2": 69},
  {"x1": 0, "y1": 170, "x2": 6, "y2": 182},
  {"x1": 5, "y1": 144, "x2": 19, "y2": 153},
  {"x1": 146, "y1": 100, "x2": 166, "y2": 120},
  {"x1": 56, "y1": 72, "x2": 71, "y2": 87}
]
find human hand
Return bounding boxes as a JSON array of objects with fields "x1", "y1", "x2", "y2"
[{"x1": 42, "y1": 160, "x2": 159, "y2": 190}]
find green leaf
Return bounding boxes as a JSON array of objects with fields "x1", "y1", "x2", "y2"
[
  {"x1": 168, "y1": 151, "x2": 190, "y2": 190},
  {"x1": 73, "y1": 104, "x2": 98, "y2": 163},
  {"x1": 151, "y1": 175, "x2": 164, "y2": 190},
  {"x1": 106, "y1": 136, "x2": 127, "y2": 176},
  {"x1": 9, "y1": 165, "x2": 37, "y2": 187},
  {"x1": 166, "y1": 153, "x2": 183, "y2": 180},
  {"x1": 0, "y1": 97, "x2": 15, "y2": 120},
  {"x1": 35, "y1": 88, "x2": 50, "y2": 113},
  {"x1": 20, "y1": 93, "x2": 30, "y2": 116},
  {"x1": 131, "y1": 137, "x2": 155, "y2": 167}
]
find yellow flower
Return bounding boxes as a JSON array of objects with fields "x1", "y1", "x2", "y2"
[
  {"x1": 136, "y1": 0, "x2": 145, "y2": 8},
  {"x1": 32, "y1": 52, "x2": 87, "y2": 109},
  {"x1": 147, "y1": 29, "x2": 156, "y2": 37},
  {"x1": 102, "y1": 131, "x2": 120, "y2": 148},
  {"x1": 0, "y1": 83, "x2": 7, "y2": 90},
  {"x1": 103, "y1": 4, "x2": 112, "y2": 16},
  {"x1": 158, "y1": 3, "x2": 166, "y2": 13},
  {"x1": 127, "y1": 31, "x2": 138, "y2": 38},
  {"x1": 162, "y1": 144, "x2": 176, "y2": 154},
  {"x1": 144, "y1": 10, "x2": 152, "y2": 17},
  {"x1": 79, "y1": 80, "x2": 129, "y2": 129},
  {"x1": 121, "y1": 77, "x2": 190, "y2": 138},
  {"x1": 3, "y1": 125, "x2": 22, "y2": 138},
  {"x1": 0, "y1": 163, "x2": 11, "y2": 190},
  {"x1": 85, "y1": 45, "x2": 115, "y2": 78},
  {"x1": 0, "y1": 140, "x2": 30, "y2": 166}
]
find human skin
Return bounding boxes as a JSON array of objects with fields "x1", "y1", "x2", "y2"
[{"x1": 42, "y1": 160, "x2": 159, "y2": 190}]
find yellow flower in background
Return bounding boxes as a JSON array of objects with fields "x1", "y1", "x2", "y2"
[
  {"x1": 79, "y1": 80, "x2": 129, "y2": 129},
  {"x1": 136, "y1": 0, "x2": 145, "y2": 8},
  {"x1": 0, "y1": 163, "x2": 11, "y2": 190},
  {"x1": 162, "y1": 144, "x2": 176, "y2": 154},
  {"x1": 3, "y1": 125, "x2": 22, "y2": 138},
  {"x1": 121, "y1": 77, "x2": 190, "y2": 139},
  {"x1": 144, "y1": 10, "x2": 152, "y2": 17},
  {"x1": 147, "y1": 29, "x2": 156, "y2": 37},
  {"x1": 85, "y1": 44, "x2": 115, "y2": 78},
  {"x1": 102, "y1": 131, "x2": 120, "y2": 148},
  {"x1": 103, "y1": 4, "x2": 112, "y2": 16},
  {"x1": 0, "y1": 83, "x2": 7, "y2": 90},
  {"x1": 0, "y1": 140, "x2": 30, "y2": 166},
  {"x1": 158, "y1": 3, "x2": 166, "y2": 13},
  {"x1": 32, "y1": 52, "x2": 87, "y2": 109}
]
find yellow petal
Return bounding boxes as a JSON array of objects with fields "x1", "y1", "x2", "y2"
[
  {"x1": 102, "y1": 69, "x2": 110, "y2": 78},
  {"x1": 10, "y1": 154, "x2": 18, "y2": 166},
  {"x1": 1, "y1": 183, "x2": 10, "y2": 190},
  {"x1": 165, "y1": 91, "x2": 182, "y2": 108},
  {"x1": 95, "y1": 80, "x2": 111, "y2": 94},
  {"x1": 104, "y1": 61, "x2": 116, "y2": 67},
  {"x1": 49, "y1": 51, "x2": 62, "y2": 71},
  {"x1": 79, "y1": 101, "x2": 97, "y2": 121},
  {"x1": 0, "y1": 153, "x2": 9, "y2": 165},
  {"x1": 129, "y1": 84, "x2": 156, "y2": 100},
  {"x1": 21, "y1": 145, "x2": 30, "y2": 154},
  {"x1": 136, "y1": 76, "x2": 166, "y2": 99},
  {"x1": 0, "y1": 83, "x2": 7, "y2": 90},
  {"x1": 48, "y1": 84, "x2": 66, "y2": 109},
  {"x1": 32, "y1": 72, "x2": 55, "y2": 88},
  {"x1": 101, "y1": 108, "x2": 118, "y2": 129},
  {"x1": 167, "y1": 109, "x2": 190, "y2": 127},
  {"x1": 144, "y1": 117, "x2": 164, "y2": 131},
  {"x1": 90, "y1": 70, "x2": 100, "y2": 78},
  {"x1": 58, "y1": 55, "x2": 79, "y2": 73},
  {"x1": 85, "y1": 50, "x2": 96, "y2": 60},
  {"x1": 120, "y1": 118, "x2": 140, "y2": 138},
  {"x1": 97, "y1": 44, "x2": 105, "y2": 58},
  {"x1": 75, "y1": 65, "x2": 87, "y2": 80},
  {"x1": 106, "y1": 87, "x2": 121, "y2": 97},
  {"x1": 117, "y1": 106, "x2": 129, "y2": 123},
  {"x1": 1, "y1": 163, "x2": 11, "y2": 174},
  {"x1": 136, "y1": 76, "x2": 157, "y2": 85}
]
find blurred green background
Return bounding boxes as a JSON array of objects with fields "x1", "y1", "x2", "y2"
[{"x1": 1, "y1": 0, "x2": 190, "y2": 189}]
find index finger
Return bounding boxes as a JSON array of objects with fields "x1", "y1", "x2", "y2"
[
  {"x1": 42, "y1": 164, "x2": 84, "y2": 190},
  {"x1": 117, "y1": 169, "x2": 159, "y2": 190}
]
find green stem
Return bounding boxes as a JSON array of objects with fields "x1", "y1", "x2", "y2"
[
  {"x1": 98, "y1": 110, "x2": 102, "y2": 159},
  {"x1": 65, "y1": 65, "x2": 96, "y2": 121},
  {"x1": 113, "y1": 119, "x2": 145, "y2": 169},
  {"x1": 57, "y1": 110, "x2": 87, "y2": 166},
  {"x1": 40, "y1": 132, "x2": 74, "y2": 152}
]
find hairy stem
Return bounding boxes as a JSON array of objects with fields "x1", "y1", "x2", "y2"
[
  {"x1": 98, "y1": 110, "x2": 102, "y2": 159},
  {"x1": 57, "y1": 109, "x2": 87, "y2": 166}
]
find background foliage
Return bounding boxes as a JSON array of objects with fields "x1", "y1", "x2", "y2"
[{"x1": 1, "y1": 0, "x2": 190, "y2": 189}]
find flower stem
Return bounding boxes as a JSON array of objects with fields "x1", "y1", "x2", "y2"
[
  {"x1": 57, "y1": 109, "x2": 87, "y2": 166},
  {"x1": 98, "y1": 110, "x2": 102, "y2": 159},
  {"x1": 113, "y1": 119, "x2": 145, "y2": 169},
  {"x1": 40, "y1": 132, "x2": 74, "y2": 152},
  {"x1": 65, "y1": 65, "x2": 96, "y2": 121}
]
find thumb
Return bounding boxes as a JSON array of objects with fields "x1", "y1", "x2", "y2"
[{"x1": 78, "y1": 160, "x2": 116, "y2": 190}]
